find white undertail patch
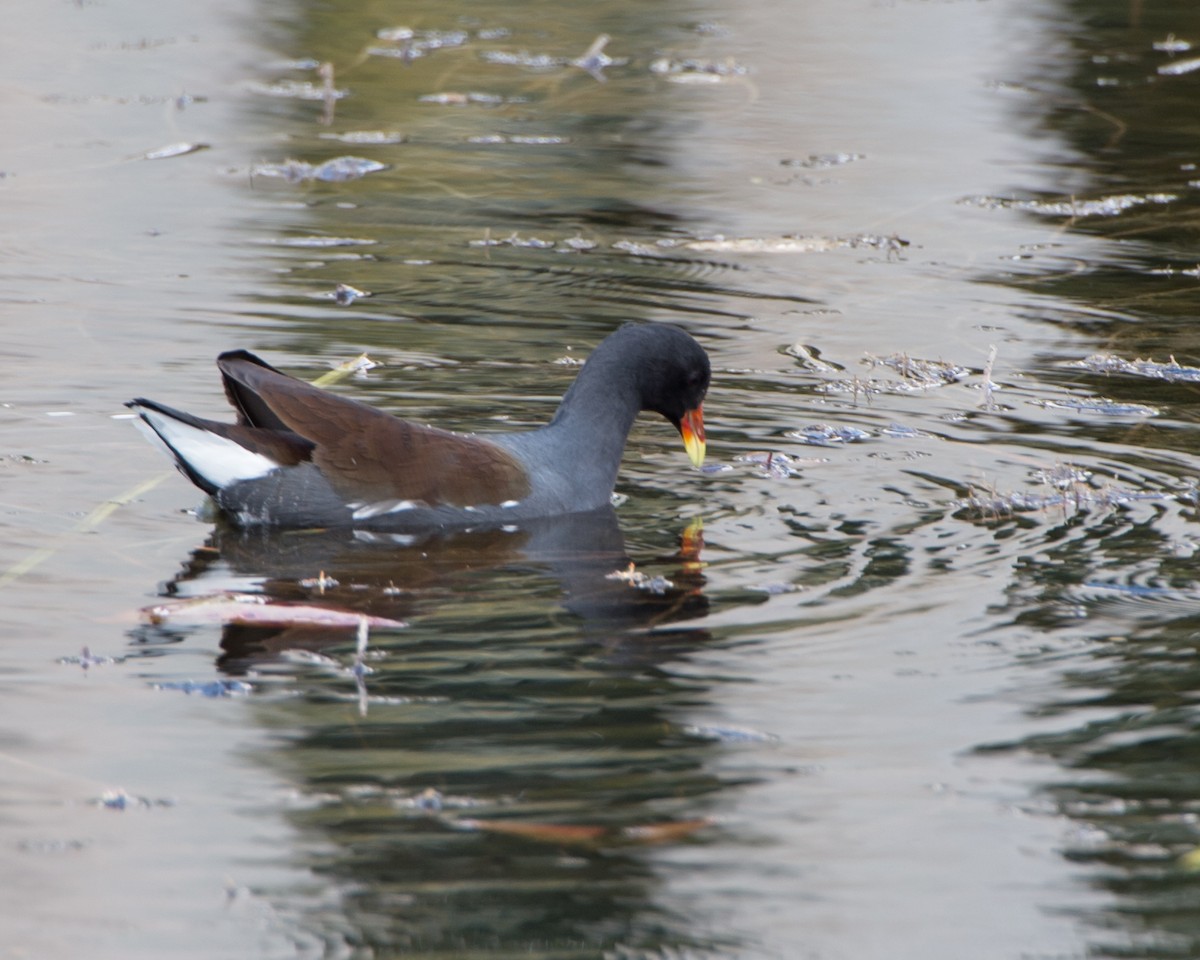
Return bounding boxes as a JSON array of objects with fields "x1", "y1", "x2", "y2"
[{"x1": 132, "y1": 405, "x2": 278, "y2": 490}]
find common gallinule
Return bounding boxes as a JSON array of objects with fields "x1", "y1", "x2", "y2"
[{"x1": 127, "y1": 322, "x2": 710, "y2": 529}]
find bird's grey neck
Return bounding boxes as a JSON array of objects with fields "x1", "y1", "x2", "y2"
[
  {"x1": 546, "y1": 366, "x2": 640, "y2": 476},
  {"x1": 493, "y1": 359, "x2": 641, "y2": 513}
]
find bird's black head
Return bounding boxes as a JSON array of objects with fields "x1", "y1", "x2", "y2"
[
  {"x1": 637, "y1": 326, "x2": 709, "y2": 420},
  {"x1": 609, "y1": 323, "x2": 710, "y2": 466}
]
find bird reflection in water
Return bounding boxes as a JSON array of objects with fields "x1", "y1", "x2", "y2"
[
  {"x1": 146, "y1": 507, "x2": 710, "y2": 678},
  {"x1": 135, "y1": 510, "x2": 738, "y2": 957}
]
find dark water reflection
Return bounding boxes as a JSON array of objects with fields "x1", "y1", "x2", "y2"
[{"x1": 145, "y1": 515, "x2": 731, "y2": 957}]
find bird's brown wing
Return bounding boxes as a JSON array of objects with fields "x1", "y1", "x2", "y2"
[{"x1": 217, "y1": 352, "x2": 530, "y2": 507}]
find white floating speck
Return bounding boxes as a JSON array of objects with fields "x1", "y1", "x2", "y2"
[
  {"x1": 1159, "y1": 56, "x2": 1200, "y2": 76},
  {"x1": 140, "y1": 142, "x2": 209, "y2": 161},
  {"x1": 1154, "y1": 34, "x2": 1192, "y2": 53}
]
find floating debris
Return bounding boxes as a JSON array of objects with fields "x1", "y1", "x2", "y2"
[
  {"x1": 734, "y1": 451, "x2": 806, "y2": 479},
  {"x1": 619, "y1": 234, "x2": 892, "y2": 256},
  {"x1": 353, "y1": 616, "x2": 371, "y2": 717},
  {"x1": 298, "y1": 570, "x2": 339, "y2": 592},
  {"x1": 407, "y1": 30, "x2": 470, "y2": 50},
  {"x1": 398, "y1": 787, "x2": 446, "y2": 811},
  {"x1": 368, "y1": 27, "x2": 468, "y2": 60},
  {"x1": 570, "y1": 34, "x2": 626, "y2": 82},
  {"x1": 365, "y1": 44, "x2": 423, "y2": 61},
  {"x1": 605, "y1": 562, "x2": 674, "y2": 595},
  {"x1": 468, "y1": 232, "x2": 556, "y2": 249},
  {"x1": 680, "y1": 233, "x2": 907, "y2": 255},
  {"x1": 300, "y1": 784, "x2": 478, "y2": 812},
  {"x1": 780, "y1": 153, "x2": 865, "y2": 169},
  {"x1": 331, "y1": 283, "x2": 370, "y2": 305},
  {"x1": 785, "y1": 424, "x2": 870, "y2": 446},
  {"x1": 309, "y1": 353, "x2": 379, "y2": 386},
  {"x1": 1071, "y1": 353, "x2": 1200, "y2": 383},
  {"x1": 610, "y1": 239, "x2": 663, "y2": 256},
  {"x1": 376, "y1": 26, "x2": 413, "y2": 42},
  {"x1": 252, "y1": 158, "x2": 323, "y2": 182},
  {"x1": 265, "y1": 58, "x2": 322, "y2": 71},
  {"x1": 93, "y1": 790, "x2": 175, "y2": 811},
  {"x1": 245, "y1": 79, "x2": 348, "y2": 102},
  {"x1": 310, "y1": 156, "x2": 387, "y2": 181},
  {"x1": 682, "y1": 724, "x2": 780, "y2": 743},
  {"x1": 817, "y1": 377, "x2": 943, "y2": 397},
  {"x1": 419, "y1": 91, "x2": 510, "y2": 106},
  {"x1": 684, "y1": 235, "x2": 841, "y2": 254},
  {"x1": 960, "y1": 193, "x2": 1177, "y2": 217},
  {"x1": 141, "y1": 593, "x2": 406, "y2": 630},
  {"x1": 319, "y1": 130, "x2": 404, "y2": 145},
  {"x1": 1034, "y1": 396, "x2": 1160, "y2": 417},
  {"x1": 1154, "y1": 33, "x2": 1193, "y2": 53},
  {"x1": 466, "y1": 133, "x2": 570, "y2": 145},
  {"x1": 481, "y1": 49, "x2": 567, "y2": 71},
  {"x1": 252, "y1": 156, "x2": 387, "y2": 184},
  {"x1": 318, "y1": 62, "x2": 341, "y2": 125},
  {"x1": 1034, "y1": 463, "x2": 1093, "y2": 489},
  {"x1": 138, "y1": 142, "x2": 209, "y2": 161},
  {"x1": 405, "y1": 788, "x2": 445, "y2": 812},
  {"x1": 1147, "y1": 263, "x2": 1200, "y2": 277},
  {"x1": 1158, "y1": 56, "x2": 1200, "y2": 76},
  {"x1": 864, "y1": 353, "x2": 970, "y2": 386},
  {"x1": 57, "y1": 646, "x2": 122, "y2": 669},
  {"x1": 745, "y1": 582, "x2": 798, "y2": 596},
  {"x1": 956, "y1": 484, "x2": 1171, "y2": 519},
  {"x1": 152, "y1": 679, "x2": 253, "y2": 698},
  {"x1": 367, "y1": 44, "x2": 416, "y2": 62},
  {"x1": 268, "y1": 235, "x2": 377, "y2": 247},
  {"x1": 650, "y1": 56, "x2": 749, "y2": 83},
  {"x1": 880, "y1": 423, "x2": 931, "y2": 439},
  {"x1": 464, "y1": 231, "x2": 593, "y2": 252},
  {"x1": 783, "y1": 341, "x2": 842, "y2": 372},
  {"x1": 978, "y1": 344, "x2": 1000, "y2": 412}
]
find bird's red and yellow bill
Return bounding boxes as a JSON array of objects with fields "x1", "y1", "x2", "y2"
[{"x1": 679, "y1": 406, "x2": 706, "y2": 468}]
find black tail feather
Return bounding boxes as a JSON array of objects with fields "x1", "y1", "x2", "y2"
[{"x1": 217, "y1": 351, "x2": 294, "y2": 430}]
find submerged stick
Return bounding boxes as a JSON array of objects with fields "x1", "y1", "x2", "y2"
[
  {"x1": 0, "y1": 472, "x2": 172, "y2": 589},
  {"x1": 978, "y1": 344, "x2": 999, "y2": 412}
]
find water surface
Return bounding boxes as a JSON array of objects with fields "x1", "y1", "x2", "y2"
[{"x1": 6, "y1": 0, "x2": 1200, "y2": 957}]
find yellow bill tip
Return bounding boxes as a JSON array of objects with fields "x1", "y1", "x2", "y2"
[{"x1": 680, "y1": 407, "x2": 706, "y2": 468}]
